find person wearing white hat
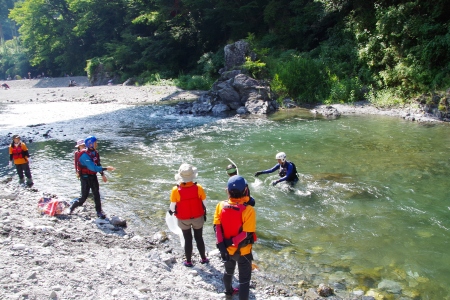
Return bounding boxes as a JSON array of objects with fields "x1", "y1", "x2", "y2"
[{"x1": 169, "y1": 163, "x2": 209, "y2": 267}]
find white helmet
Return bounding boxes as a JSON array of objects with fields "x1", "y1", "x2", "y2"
[{"x1": 275, "y1": 152, "x2": 286, "y2": 162}]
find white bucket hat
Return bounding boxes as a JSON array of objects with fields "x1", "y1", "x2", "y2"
[
  {"x1": 75, "y1": 139, "x2": 85, "y2": 148},
  {"x1": 175, "y1": 164, "x2": 198, "y2": 183}
]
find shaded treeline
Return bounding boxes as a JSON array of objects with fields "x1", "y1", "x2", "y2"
[{"x1": 1, "y1": 0, "x2": 449, "y2": 104}]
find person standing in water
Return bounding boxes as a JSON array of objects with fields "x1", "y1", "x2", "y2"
[
  {"x1": 254, "y1": 152, "x2": 299, "y2": 186},
  {"x1": 69, "y1": 136, "x2": 115, "y2": 219},
  {"x1": 214, "y1": 175, "x2": 257, "y2": 300},
  {"x1": 226, "y1": 163, "x2": 255, "y2": 207},
  {"x1": 8, "y1": 134, "x2": 33, "y2": 186},
  {"x1": 169, "y1": 163, "x2": 209, "y2": 267}
]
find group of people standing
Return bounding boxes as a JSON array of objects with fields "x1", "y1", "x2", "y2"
[
  {"x1": 169, "y1": 152, "x2": 298, "y2": 300},
  {"x1": 8, "y1": 133, "x2": 298, "y2": 300}
]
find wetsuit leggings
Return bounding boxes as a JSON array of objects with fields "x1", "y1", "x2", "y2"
[
  {"x1": 72, "y1": 174, "x2": 102, "y2": 213},
  {"x1": 224, "y1": 253, "x2": 252, "y2": 300},
  {"x1": 15, "y1": 163, "x2": 32, "y2": 180},
  {"x1": 182, "y1": 227, "x2": 206, "y2": 262}
]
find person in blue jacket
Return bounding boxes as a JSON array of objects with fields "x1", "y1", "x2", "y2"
[
  {"x1": 254, "y1": 152, "x2": 299, "y2": 186},
  {"x1": 69, "y1": 136, "x2": 115, "y2": 219}
]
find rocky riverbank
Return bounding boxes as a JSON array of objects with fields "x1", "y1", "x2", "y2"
[{"x1": 1, "y1": 178, "x2": 378, "y2": 300}]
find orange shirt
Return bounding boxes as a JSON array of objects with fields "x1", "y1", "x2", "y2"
[
  {"x1": 170, "y1": 182, "x2": 206, "y2": 203},
  {"x1": 9, "y1": 143, "x2": 29, "y2": 165}
]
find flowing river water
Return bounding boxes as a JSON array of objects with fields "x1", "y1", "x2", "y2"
[{"x1": 1, "y1": 102, "x2": 449, "y2": 299}]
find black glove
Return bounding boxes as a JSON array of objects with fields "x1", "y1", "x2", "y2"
[
  {"x1": 204, "y1": 214, "x2": 207, "y2": 221},
  {"x1": 254, "y1": 171, "x2": 262, "y2": 177},
  {"x1": 217, "y1": 242, "x2": 229, "y2": 262},
  {"x1": 168, "y1": 210, "x2": 174, "y2": 216},
  {"x1": 224, "y1": 238, "x2": 233, "y2": 248},
  {"x1": 272, "y1": 180, "x2": 278, "y2": 186},
  {"x1": 248, "y1": 197, "x2": 256, "y2": 207}
]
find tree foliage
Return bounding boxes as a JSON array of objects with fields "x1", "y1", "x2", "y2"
[{"x1": 0, "y1": 0, "x2": 448, "y2": 100}]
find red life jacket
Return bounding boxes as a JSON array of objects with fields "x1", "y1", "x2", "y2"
[
  {"x1": 11, "y1": 143, "x2": 25, "y2": 160},
  {"x1": 220, "y1": 201, "x2": 257, "y2": 244},
  {"x1": 77, "y1": 148, "x2": 100, "y2": 175},
  {"x1": 74, "y1": 150, "x2": 82, "y2": 173},
  {"x1": 175, "y1": 184, "x2": 204, "y2": 220},
  {"x1": 220, "y1": 202, "x2": 247, "y2": 239}
]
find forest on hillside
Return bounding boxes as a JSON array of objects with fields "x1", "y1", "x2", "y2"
[{"x1": 1, "y1": 0, "x2": 449, "y2": 105}]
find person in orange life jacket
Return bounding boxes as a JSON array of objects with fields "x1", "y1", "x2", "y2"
[
  {"x1": 8, "y1": 135, "x2": 33, "y2": 185},
  {"x1": 226, "y1": 164, "x2": 255, "y2": 207},
  {"x1": 214, "y1": 175, "x2": 256, "y2": 300},
  {"x1": 169, "y1": 163, "x2": 209, "y2": 267},
  {"x1": 254, "y1": 152, "x2": 299, "y2": 186},
  {"x1": 69, "y1": 136, "x2": 115, "y2": 219},
  {"x1": 74, "y1": 139, "x2": 86, "y2": 178}
]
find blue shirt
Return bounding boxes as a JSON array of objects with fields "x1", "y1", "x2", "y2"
[
  {"x1": 79, "y1": 152, "x2": 103, "y2": 173},
  {"x1": 260, "y1": 162, "x2": 295, "y2": 183}
]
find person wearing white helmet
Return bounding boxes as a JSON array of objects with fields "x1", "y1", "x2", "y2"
[{"x1": 254, "y1": 152, "x2": 299, "y2": 185}]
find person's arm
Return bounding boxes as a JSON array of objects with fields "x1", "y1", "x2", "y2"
[
  {"x1": 169, "y1": 187, "x2": 179, "y2": 214},
  {"x1": 255, "y1": 164, "x2": 280, "y2": 176},
  {"x1": 79, "y1": 153, "x2": 105, "y2": 173},
  {"x1": 21, "y1": 143, "x2": 29, "y2": 159}
]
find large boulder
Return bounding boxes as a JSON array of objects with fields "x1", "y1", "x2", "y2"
[
  {"x1": 223, "y1": 40, "x2": 251, "y2": 71},
  {"x1": 173, "y1": 40, "x2": 277, "y2": 116}
]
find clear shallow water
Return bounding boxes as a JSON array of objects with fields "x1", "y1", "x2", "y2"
[{"x1": 1, "y1": 103, "x2": 449, "y2": 299}]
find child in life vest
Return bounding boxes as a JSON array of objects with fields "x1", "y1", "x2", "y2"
[
  {"x1": 74, "y1": 139, "x2": 86, "y2": 178},
  {"x1": 169, "y1": 163, "x2": 209, "y2": 267},
  {"x1": 8, "y1": 135, "x2": 33, "y2": 185},
  {"x1": 214, "y1": 175, "x2": 257, "y2": 300}
]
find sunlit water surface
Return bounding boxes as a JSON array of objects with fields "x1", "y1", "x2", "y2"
[{"x1": 1, "y1": 102, "x2": 449, "y2": 299}]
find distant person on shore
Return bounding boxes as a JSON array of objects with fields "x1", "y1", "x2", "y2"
[
  {"x1": 226, "y1": 163, "x2": 255, "y2": 207},
  {"x1": 8, "y1": 135, "x2": 33, "y2": 186},
  {"x1": 254, "y1": 152, "x2": 299, "y2": 186},
  {"x1": 69, "y1": 136, "x2": 115, "y2": 219},
  {"x1": 169, "y1": 163, "x2": 209, "y2": 267},
  {"x1": 214, "y1": 175, "x2": 257, "y2": 300},
  {"x1": 1, "y1": 83, "x2": 10, "y2": 89}
]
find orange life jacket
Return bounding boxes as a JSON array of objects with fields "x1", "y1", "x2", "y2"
[{"x1": 175, "y1": 184, "x2": 204, "y2": 220}]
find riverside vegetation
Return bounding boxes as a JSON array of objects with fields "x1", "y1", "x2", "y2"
[{"x1": 1, "y1": 0, "x2": 450, "y2": 110}]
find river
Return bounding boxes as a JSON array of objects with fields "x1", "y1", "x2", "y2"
[{"x1": 1, "y1": 102, "x2": 449, "y2": 299}]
